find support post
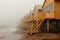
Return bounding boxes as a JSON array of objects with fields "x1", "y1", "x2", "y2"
[
  {"x1": 47, "y1": 20, "x2": 49, "y2": 32},
  {"x1": 36, "y1": 21, "x2": 39, "y2": 32}
]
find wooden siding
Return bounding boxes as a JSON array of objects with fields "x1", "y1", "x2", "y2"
[
  {"x1": 54, "y1": 1, "x2": 60, "y2": 19},
  {"x1": 43, "y1": 0, "x2": 55, "y2": 19}
]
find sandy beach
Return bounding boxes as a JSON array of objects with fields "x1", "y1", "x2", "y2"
[
  {"x1": 0, "y1": 26, "x2": 60, "y2": 40},
  {"x1": 21, "y1": 33, "x2": 60, "y2": 40}
]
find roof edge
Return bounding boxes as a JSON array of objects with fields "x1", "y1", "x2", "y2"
[{"x1": 42, "y1": 0, "x2": 46, "y2": 8}]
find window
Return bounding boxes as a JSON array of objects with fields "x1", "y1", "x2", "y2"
[
  {"x1": 43, "y1": 3, "x2": 53, "y2": 13},
  {"x1": 45, "y1": 6, "x2": 48, "y2": 12},
  {"x1": 34, "y1": 12, "x2": 38, "y2": 18},
  {"x1": 43, "y1": 8, "x2": 45, "y2": 12},
  {"x1": 47, "y1": 5, "x2": 50, "y2": 12},
  {"x1": 43, "y1": 6, "x2": 48, "y2": 13},
  {"x1": 49, "y1": 3, "x2": 53, "y2": 12}
]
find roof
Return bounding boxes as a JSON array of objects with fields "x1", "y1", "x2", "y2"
[
  {"x1": 42, "y1": 0, "x2": 60, "y2": 8},
  {"x1": 42, "y1": 0, "x2": 46, "y2": 8},
  {"x1": 42, "y1": 0, "x2": 60, "y2": 7}
]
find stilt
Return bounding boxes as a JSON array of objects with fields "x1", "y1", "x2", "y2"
[{"x1": 47, "y1": 20, "x2": 49, "y2": 32}]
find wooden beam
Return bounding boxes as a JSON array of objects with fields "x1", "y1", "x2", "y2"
[{"x1": 47, "y1": 20, "x2": 49, "y2": 32}]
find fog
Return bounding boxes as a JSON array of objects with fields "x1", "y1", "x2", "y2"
[{"x1": 0, "y1": 0, "x2": 44, "y2": 26}]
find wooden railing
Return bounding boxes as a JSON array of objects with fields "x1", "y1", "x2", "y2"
[
  {"x1": 32, "y1": 18, "x2": 45, "y2": 33},
  {"x1": 27, "y1": 15, "x2": 45, "y2": 34}
]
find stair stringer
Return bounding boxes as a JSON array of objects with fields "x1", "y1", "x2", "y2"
[{"x1": 32, "y1": 18, "x2": 45, "y2": 34}]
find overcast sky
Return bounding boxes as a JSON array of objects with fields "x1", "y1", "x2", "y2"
[{"x1": 0, "y1": 0, "x2": 44, "y2": 26}]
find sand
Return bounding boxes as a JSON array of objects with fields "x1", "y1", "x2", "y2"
[{"x1": 20, "y1": 33, "x2": 60, "y2": 40}]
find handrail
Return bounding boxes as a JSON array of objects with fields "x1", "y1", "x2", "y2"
[
  {"x1": 27, "y1": 21, "x2": 33, "y2": 29},
  {"x1": 27, "y1": 15, "x2": 45, "y2": 34},
  {"x1": 32, "y1": 22, "x2": 37, "y2": 30},
  {"x1": 30, "y1": 21, "x2": 36, "y2": 30},
  {"x1": 32, "y1": 16, "x2": 45, "y2": 30},
  {"x1": 27, "y1": 21, "x2": 36, "y2": 30},
  {"x1": 32, "y1": 16, "x2": 45, "y2": 33}
]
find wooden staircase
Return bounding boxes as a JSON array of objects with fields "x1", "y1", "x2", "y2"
[
  {"x1": 27, "y1": 17, "x2": 45, "y2": 35},
  {"x1": 32, "y1": 18, "x2": 45, "y2": 33}
]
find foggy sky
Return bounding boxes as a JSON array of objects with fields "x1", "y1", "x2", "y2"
[{"x1": 0, "y1": 0, "x2": 44, "y2": 26}]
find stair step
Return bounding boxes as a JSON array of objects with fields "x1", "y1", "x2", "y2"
[
  {"x1": 27, "y1": 16, "x2": 45, "y2": 34},
  {"x1": 32, "y1": 18, "x2": 45, "y2": 34}
]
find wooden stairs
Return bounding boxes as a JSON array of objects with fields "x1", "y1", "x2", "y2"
[{"x1": 27, "y1": 17, "x2": 45, "y2": 35}]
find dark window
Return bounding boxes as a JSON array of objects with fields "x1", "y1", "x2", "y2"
[{"x1": 49, "y1": 3, "x2": 53, "y2": 12}]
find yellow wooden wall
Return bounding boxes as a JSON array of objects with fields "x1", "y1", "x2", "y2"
[
  {"x1": 33, "y1": 6, "x2": 38, "y2": 21},
  {"x1": 37, "y1": 10, "x2": 44, "y2": 21},
  {"x1": 54, "y1": 1, "x2": 60, "y2": 19},
  {"x1": 33, "y1": 6, "x2": 44, "y2": 21},
  {"x1": 43, "y1": 0, "x2": 54, "y2": 8},
  {"x1": 43, "y1": 0, "x2": 55, "y2": 19}
]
